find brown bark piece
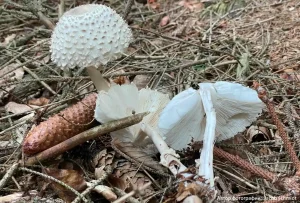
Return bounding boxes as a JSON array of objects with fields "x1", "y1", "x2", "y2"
[{"x1": 23, "y1": 93, "x2": 97, "y2": 155}]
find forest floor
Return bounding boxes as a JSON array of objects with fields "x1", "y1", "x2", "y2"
[{"x1": 0, "y1": 0, "x2": 299, "y2": 202}]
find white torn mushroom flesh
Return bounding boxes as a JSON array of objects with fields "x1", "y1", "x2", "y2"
[
  {"x1": 158, "y1": 81, "x2": 265, "y2": 187},
  {"x1": 159, "y1": 81, "x2": 264, "y2": 150},
  {"x1": 94, "y1": 83, "x2": 170, "y2": 146}
]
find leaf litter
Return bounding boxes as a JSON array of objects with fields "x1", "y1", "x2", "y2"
[{"x1": 0, "y1": 0, "x2": 299, "y2": 202}]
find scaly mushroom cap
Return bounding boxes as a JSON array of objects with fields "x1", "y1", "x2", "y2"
[{"x1": 50, "y1": 4, "x2": 132, "y2": 69}]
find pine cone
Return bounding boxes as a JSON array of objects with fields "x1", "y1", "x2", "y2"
[
  {"x1": 23, "y1": 93, "x2": 97, "y2": 155},
  {"x1": 113, "y1": 159, "x2": 154, "y2": 196}
]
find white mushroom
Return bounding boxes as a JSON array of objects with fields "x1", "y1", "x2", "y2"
[
  {"x1": 50, "y1": 4, "x2": 132, "y2": 91},
  {"x1": 159, "y1": 81, "x2": 264, "y2": 150},
  {"x1": 94, "y1": 83, "x2": 170, "y2": 146},
  {"x1": 158, "y1": 81, "x2": 265, "y2": 187},
  {"x1": 158, "y1": 88, "x2": 206, "y2": 150},
  {"x1": 200, "y1": 81, "x2": 265, "y2": 141}
]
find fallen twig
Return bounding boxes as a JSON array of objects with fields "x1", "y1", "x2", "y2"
[
  {"x1": 19, "y1": 167, "x2": 88, "y2": 203},
  {"x1": 24, "y1": 112, "x2": 148, "y2": 165},
  {"x1": 123, "y1": 0, "x2": 134, "y2": 20},
  {"x1": 72, "y1": 167, "x2": 113, "y2": 203},
  {"x1": 0, "y1": 162, "x2": 20, "y2": 190},
  {"x1": 113, "y1": 182, "x2": 151, "y2": 203}
]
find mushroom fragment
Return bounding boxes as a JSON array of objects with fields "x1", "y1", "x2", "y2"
[
  {"x1": 158, "y1": 81, "x2": 265, "y2": 186},
  {"x1": 159, "y1": 81, "x2": 264, "y2": 150},
  {"x1": 94, "y1": 83, "x2": 170, "y2": 145},
  {"x1": 50, "y1": 4, "x2": 132, "y2": 91},
  {"x1": 158, "y1": 88, "x2": 206, "y2": 150},
  {"x1": 200, "y1": 81, "x2": 265, "y2": 141}
]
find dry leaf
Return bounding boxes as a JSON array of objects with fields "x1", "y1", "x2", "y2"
[
  {"x1": 1, "y1": 113, "x2": 34, "y2": 148},
  {"x1": 132, "y1": 75, "x2": 151, "y2": 90},
  {"x1": 176, "y1": 182, "x2": 208, "y2": 202},
  {"x1": 246, "y1": 125, "x2": 271, "y2": 143},
  {"x1": 95, "y1": 166, "x2": 106, "y2": 180},
  {"x1": 160, "y1": 15, "x2": 170, "y2": 27},
  {"x1": 259, "y1": 146, "x2": 272, "y2": 156},
  {"x1": 44, "y1": 168, "x2": 87, "y2": 203},
  {"x1": 42, "y1": 54, "x2": 50, "y2": 64},
  {"x1": 109, "y1": 69, "x2": 130, "y2": 85},
  {"x1": 15, "y1": 119, "x2": 32, "y2": 144},
  {"x1": 93, "y1": 148, "x2": 115, "y2": 168},
  {"x1": 107, "y1": 175, "x2": 127, "y2": 191},
  {"x1": 28, "y1": 97, "x2": 50, "y2": 106},
  {"x1": 127, "y1": 46, "x2": 138, "y2": 54},
  {"x1": 236, "y1": 52, "x2": 250, "y2": 80},
  {"x1": 183, "y1": 195, "x2": 203, "y2": 203},
  {"x1": 0, "y1": 64, "x2": 24, "y2": 101},
  {"x1": 280, "y1": 72, "x2": 300, "y2": 81},
  {"x1": 148, "y1": 0, "x2": 160, "y2": 10},
  {"x1": 92, "y1": 149, "x2": 127, "y2": 191},
  {"x1": 113, "y1": 76, "x2": 130, "y2": 85},
  {"x1": 112, "y1": 159, "x2": 154, "y2": 196},
  {"x1": 89, "y1": 184, "x2": 117, "y2": 201},
  {"x1": 178, "y1": 0, "x2": 204, "y2": 11},
  {"x1": 0, "y1": 141, "x2": 13, "y2": 148},
  {"x1": 0, "y1": 190, "x2": 38, "y2": 203},
  {"x1": 112, "y1": 138, "x2": 167, "y2": 173},
  {"x1": 0, "y1": 64, "x2": 24, "y2": 81},
  {"x1": 219, "y1": 134, "x2": 248, "y2": 160},
  {"x1": 217, "y1": 20, "x2": 228, "y2": 28},
  {"x1": 171, "y1": 16, "x2": 204, "y2": 37},
  {"x1": 176, "y1": 182, "x2": 200, "y2": 202},
  {"x1": 283, "y1": 68, "x2": 295, "y2": 73},
  {"x1": 274, "y1": 130, "x2": 283, "y2": 146},
  {"x1": 0, "y1": 34, "x2": 16, "y2": 46},
  {"x1": 5, "y1": 102, "x2": 36, "y2": 114}
]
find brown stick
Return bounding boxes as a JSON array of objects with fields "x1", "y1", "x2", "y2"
[
  {"x1": 37, "y1": 11, "x2": 55, "y2": 30},
  {"x1": 24, "y1": 112, "x2": 148, "y2": 166},
  {"x1": 0, "y1": 163, "x2": 20, "y2": 190}
]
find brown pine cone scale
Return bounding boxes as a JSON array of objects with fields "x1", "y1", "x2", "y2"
[{"x1": 23, "y1": 93, "x2": 97, "y2": 155}]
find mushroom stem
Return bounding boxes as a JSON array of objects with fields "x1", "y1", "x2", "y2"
[
  {"x1": 140, "y1": 123, "x2": 187, "y2": 176},
  {"x1": 198, "y1": 89, "x2": 216, "y2": 188},
  {"x1": 86, "y1": 66, "x2": 109, "y2": 91}
]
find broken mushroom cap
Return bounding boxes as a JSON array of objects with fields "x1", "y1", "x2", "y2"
[
  {"x1": 158, "y1": 88, "x2": 206, "y2": 150},
  {"x1": 199, "y1": 81, "x2": 265, "y2": 141},
  {"x1": 94, "y1": 83, "x2": 170, "y2": 145},
  {"x1": 50, "y1": 4, "x2": 133, "y2": 69},
  {"x1": 158, "y1": 81, "x2": 264, "y2": 150}
]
